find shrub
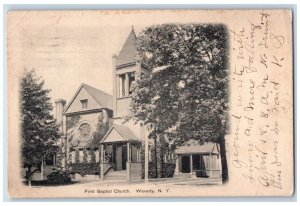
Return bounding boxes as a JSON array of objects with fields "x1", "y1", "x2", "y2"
[
  {"x1": 47, "y1": 170, "x2": 71, "y2": 184},
  {"x1": 148, "y1": 162, "x2": 158, "y2": 178},
  {"x1": 161, "y1": 163, "x2": 176, "y2": 178},
  {"x1": 141, "y1": 162, "x2": 176, "y2": 179},
  {"x1": 69, "y1": 162, "x2": 100, "y2": 177}
]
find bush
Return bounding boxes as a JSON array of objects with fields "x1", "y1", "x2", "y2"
[
  {"x1": 161, "y1": 163, "x2": 176, "y2": 178},
  {"x1": 142, "y1": 162, "x2": 176, "y2": 179},
  {"x1": 148, "y1": 162, "x2": 158, "y2": 178},
  {"x1": 69, "y1": 163, "x2": 100, "y2": 177},
  {"x1": 47, "y1": 170, "x2": 71, "y2": 184}
]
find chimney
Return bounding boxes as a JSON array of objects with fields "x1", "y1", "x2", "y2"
[
  {"x1": 54, "y1": 99, "x2": 66, "y2": 132},
  {"x1": 112, "y1": 54, "x2": 117, "y2": 118}
]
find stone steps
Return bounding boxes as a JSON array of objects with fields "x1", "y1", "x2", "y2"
[{"x1": 104, "y1": 170, "x2": 127, "y2": 180}]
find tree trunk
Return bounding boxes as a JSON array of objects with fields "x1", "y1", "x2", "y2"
[
  {"x1": 27, "y1": 165, "x2": 32, "y2": 187},
  {"x1": 219, "y1": 134, "x2": 228, "y2": 183},
  {"x1": 40, "y1": 157, "x2": 44, "y2": 180}
]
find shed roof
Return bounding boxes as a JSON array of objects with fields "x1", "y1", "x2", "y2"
[{"x1": 175, "y1": 141, "x2": 220, "y2": 155}]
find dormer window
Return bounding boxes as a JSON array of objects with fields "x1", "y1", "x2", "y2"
[
  {"x1": 81, "y1": 99, "x2": 88, "y2": 108},
  {"x1": 118, "y1": 72, "x2": 135, "y2": 97}
]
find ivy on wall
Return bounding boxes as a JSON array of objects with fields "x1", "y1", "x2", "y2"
[
  {"x1": 68, "y1": 110, "x2": 110, "y2": 150},
  {"x1": 66, "y1": 115, "x2": 81, "y2": 131}
]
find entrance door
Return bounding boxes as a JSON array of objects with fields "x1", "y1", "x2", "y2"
[
  {"x1": 181, "y1": 155, "x2": 190, "y2": 173},
  {"x1": 121, "y1": 146, "x2": 127, "y2": 170}
]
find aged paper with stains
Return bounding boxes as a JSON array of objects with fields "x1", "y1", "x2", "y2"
[{"x1": 7, "y1": 9, "x2": 294, "y2": 198}]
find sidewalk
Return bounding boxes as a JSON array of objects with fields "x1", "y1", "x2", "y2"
[
  {"x1": 78, "y1": 176, "x2": 222, "y2": 187},
  {"x1": 149, "y1": 177, "x2": 222, "y2": 186}
]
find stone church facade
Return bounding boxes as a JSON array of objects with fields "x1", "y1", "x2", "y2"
[{"x1": 54, "y1": 28, "x2": 222, "y2": 181}]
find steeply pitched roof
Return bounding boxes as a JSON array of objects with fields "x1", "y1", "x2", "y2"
[
  {"x1": 82, "y1": 84, "x2": 113, "y2": 111},
  {"x1": 175, "y1": 141, "x2": 220, "y2": 155},
  {"x1": 101, "y1": 124, "x2": 141, "y2": 143},
  {"x1": 64, "y1": 83, "x2": 113, "y2": 114},
  {"x1": 116, "y1": 28, "x2": 137, "y2": 67}
]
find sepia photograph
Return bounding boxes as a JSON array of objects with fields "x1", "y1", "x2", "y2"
[{"x1": 6, "y1": 9, "x2": 294, "y2": 198}]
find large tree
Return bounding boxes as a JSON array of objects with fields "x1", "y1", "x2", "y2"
[
  {"x1": 130, "y1": 24, "x2": 229, "y2": 182},
  {"x1": 20, "y1": 70, "x2": 60, "y2": 181}
]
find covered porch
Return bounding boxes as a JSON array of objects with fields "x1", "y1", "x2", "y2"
[
  {"x1": 174, "y1": 142, "x2": 221, "y2": 178},
  {"x1": 100, "y1": 124, "x2": 142, "y2": 181}
]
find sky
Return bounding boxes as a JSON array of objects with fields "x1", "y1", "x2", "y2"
[
  {"x1": 7, "y1": 10, "x2": 225, "y2": 110},
  {"x1": 8, "y1": 11, "x2": 147, "y2": 108}
]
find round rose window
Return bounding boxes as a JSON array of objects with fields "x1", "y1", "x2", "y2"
[{"x1": 78, "y1": 123, "x2": 91, "y2": 141}]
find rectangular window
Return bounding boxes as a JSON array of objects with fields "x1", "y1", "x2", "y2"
[{"x1": 81, "y1": 99, "x2": 88, "y2": 108}]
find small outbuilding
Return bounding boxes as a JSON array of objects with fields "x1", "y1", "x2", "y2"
[{"x1": 174, "y1": 140, "x2": 221, "y2": 178}]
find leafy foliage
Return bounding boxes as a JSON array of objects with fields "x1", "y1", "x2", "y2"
[
  {"x1": 131, "y1": 24, "x2": 229, "y2": 145},
  {"x1": 69, "y1": 163, "x2": 100, "y2": 177},
  {"x1": 67, "y1": 111, "x2": 109, "y2": 151},
  {"x1": 20, "y1": 70, "x2": 61, "y2": 179},
  {"x1": 160, "y1": 163, "x2": 176, "y2": 178},
  {"x1": 47, "y1": 169, "x2": 71, "y2": 184},
  {"x1": 130, "y1": 24, "x2": 229, "y2": 182},
  {"x1": 140, "y1": 142, "x2": 175, "y2": 179},
  {"x1": 141, "y1": 161, "x2": 175, "y2": 179}
]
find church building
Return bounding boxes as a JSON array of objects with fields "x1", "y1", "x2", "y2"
[{"x1": 54, "y1": 28, "x2": 222, "y2": 181}]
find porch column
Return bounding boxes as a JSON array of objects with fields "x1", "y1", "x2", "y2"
[
  {"x1": 190, "y1": 154, "x2": 193, "y2": 176},
  {"x1": 137, "y1": 145, "x2": 140, "y2": 162},
  {"x1": 127, "y1": 142, "x2": 131, "y2": 181},
  {"x1": 125, "y1": 73, "x2": 129, "y2": 96},
  {"x1": 127, "y1": 142, "x2": 132, "y2": 162},
  {"x1": 100, "y1": 144, "x2": 104, "y2": 180},
  {"x1": 209, "y1": 152, "x2": 212, "y2": 178},
  {"x1": 175, "y1": 155, "x2": 179, "y2": 175}
]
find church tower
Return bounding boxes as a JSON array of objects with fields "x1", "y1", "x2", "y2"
[{"x1": 112, "y1": 27, "x2": 143, "y2": 119}]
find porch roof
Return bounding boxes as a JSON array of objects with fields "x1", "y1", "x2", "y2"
[
  {"x1": 100, "y1": 124, "x2": 141, "y2": 143},
  {"x1": 175, "y1": 141, "x2": 220, "y2": 155}
]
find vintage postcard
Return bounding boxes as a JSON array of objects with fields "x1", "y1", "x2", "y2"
[{"x1": 7, "y1": 9, "x2": 294, "y2": 198}]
